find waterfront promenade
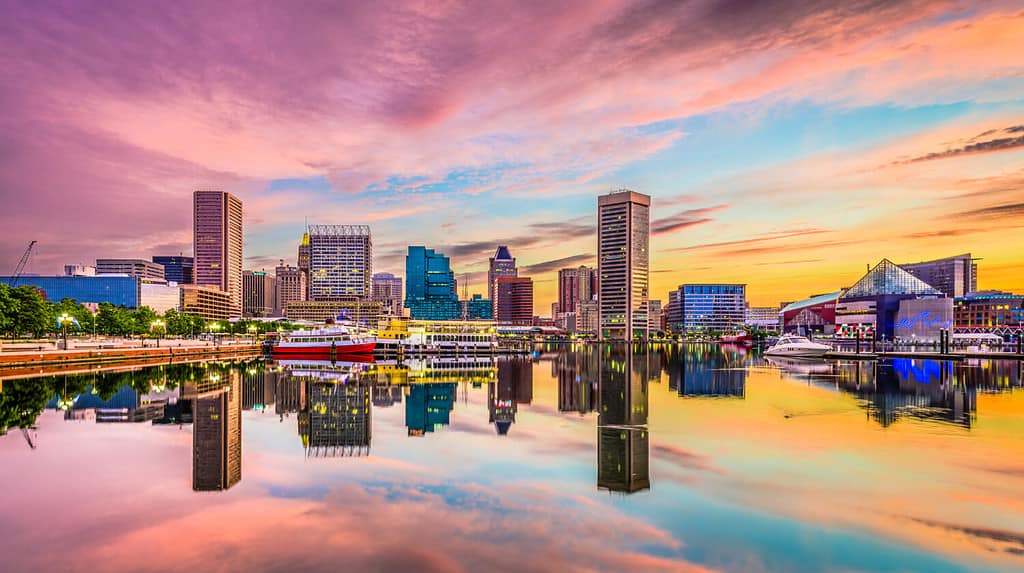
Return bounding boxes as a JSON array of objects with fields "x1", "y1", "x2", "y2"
[{"x1": 0, "y1": 338, "x2": 261, "y2": 372}]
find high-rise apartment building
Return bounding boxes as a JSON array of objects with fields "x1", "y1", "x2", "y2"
[
  {"x1": 242, "y1": 270, "x2": 276, "y2": 317},
  {"x1": 404, "y1": 246, "x2": 460, "y2": 320},
  {"x1": 557, "y1": 265, "x2": 598, "y2": 314},
  {"x1": 152, "y1": 255, "x2": 194, "y2": 284},
  {"x1": 495, "y1": 276, "x2": 534, "y2": 325},
  {"x1": 900, "y1": 253, "x2": 976, "y2": 298},
  {"x1": 95, "y1": 258, "x2": 166, "y2": 281},
  {"x1": 193, "y1": 190, "x2": 243, "y2": 317},
  {"x1": 488, "y1": 246, "x2": 517, "y2": 316},
  {"x1": 308, "y1": 225, "x2": 372, "y2": 301},
  {"x1": 371, "y1": 272, "x2": 404, "y2": 316},
  {"x1": 598, "y1": 190, "x2": 650, "y2": 341},
  {"x1": 275, "y1": 264, "x2": 306, "y2": 316}
]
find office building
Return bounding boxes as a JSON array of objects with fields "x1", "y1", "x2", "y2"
[
  {"x1": 954, "y1": 290, "x2": 1024, "y2": 333},
  {"x1": 495, "y1": 276, "x2": 533, "y2": 325},
  {"x1": 900, "y1": 253, "x2": 977, "y2": 298},
  {"x1": 308, "y1": 225, "x2": 372, "y2": 301},
  {"x1": 598, "y1": 190, "x2": 650, "y2": 341},
  {"x1": 152, "y1": 255, "x2": 194, "y2": 284},
  {"x1": 63, "y1": 264, "x2": 96, "y2": 277},
  {"x1": 648, "y1": 299, "x2": 663, "y2": 333},
  {"x1": 1, "y1": 275, "x2": 140, "y2": 307},
  {"x1": 274, "y1": 264, "x2": 306, "y2": 316},
  {"x1": 577, "y1": 299, "x2": 599, "y2": 335},
  {"x1": 193, "y1": 190, "x2": 243, "y2": 317},
  {"x1": 191, "y1": 372, "x2": 242, "y2": 491},
  {"x1": 557, "y1": 265, "x2": 598, "y2": 315},
  {"x1": 180, "y1": 285, "x2": 234, "y2": 320},
  {"x1": 371, "y1": 272, "x2": 404, "y2": 316},
  {"x1": 670, "y1": 284, "x2": 746, "y2": 332},
  {"x1": 284, "y1": 299, "x2": 383, "y2": 325},
  {"x1": 297, "y1": 231, "x2": 311, "y2": 299},
  {"x1": 461, "y1": 294, "x2": 493, "y2": 320},
  {"x1": 488, "y1": 246, "x2": 517, "y2": 315},
  {"x1": 140, "y1": 282, "x2": 181, "y2": 314},
  {"x1": 745, "y1": 306, "x2": 781, "y2": 331},
  {"x1": 95, "y1": 258, "x2": 166, "y2": 281},
  {"x1": 242, "y1": 270, "x2": 276, "y2": 317},
  {"x1": 405, "y1": 246, "x2": 460, "y2": 321}
]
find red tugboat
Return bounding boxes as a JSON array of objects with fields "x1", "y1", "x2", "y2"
[
  {"x1": 719, "y1": 331, "x2": 753, "y2": 345},
  {"x1": 272, "y1": 317, "x2": 376, "y2": 357}
]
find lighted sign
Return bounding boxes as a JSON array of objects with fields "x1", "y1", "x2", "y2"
[{"x1": 894, "y1": 311, "x2": 952, "y2": 330}]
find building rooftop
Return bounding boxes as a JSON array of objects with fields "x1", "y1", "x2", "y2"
[
  {"x1": 780, "y1": 291, "x2": 845, "y2": 313},
  {"x1": 493, "y1": 246, "x2": 513, "y2": 261}
]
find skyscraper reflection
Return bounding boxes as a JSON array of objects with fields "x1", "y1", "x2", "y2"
[
  {"x1": 300, "y1": 381, "x2": 372, "y2": 457},
  {"x1": 405, "y1": 383, "x2": 456, "y2": 436},
  {"x1": 667, "y1": 344, "x2": 746, "y2": 398},
  {"x1": 556, "y1": 347, "x2": 598, "y2": 415},
  {"x1": 189, "y1": 369, "x2": 242, "y2": 492},
  {"x1": 597, "y1": 345, "x2": 650, "y2": 494},
  {"x1": 488, "y1": 357, "x2": 534, "y2": 435}
]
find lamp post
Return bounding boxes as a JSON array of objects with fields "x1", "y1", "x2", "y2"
[
  {"x1": 211, "y1": 321, "x2": 220, "y2": 347},
  {"x1": 57, "y1": 312, "x2": 72, "y2": 351},
  {"x1": 150, "y1": 319, "x2": 165, "y2": 348},
  {"x1": 247, "y1": 324, "x2": 258, "y2": 344}
]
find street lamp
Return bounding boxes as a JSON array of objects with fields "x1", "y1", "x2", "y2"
[
  {"x1": 150, "y1": 319, "x2": 165, "y2": 348},
  {"x1": 210, "y1": 321, "x2": 221, "y2": 347},
  {"x1": 57, "y1": 312, "x2": 73, "y2": 350},
  {"x1": 247, "y1": 324, "x2": 258, "y2": 344}
]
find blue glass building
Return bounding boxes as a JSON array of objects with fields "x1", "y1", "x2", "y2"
[
  {"x1": 152, "y1": 255, "x2": 194, "y2": 284},
  {"x1": 670, "y1": 284, "x2": 746, "y2": 332},
  {"x1": 404, "y1": 246, "x2": 460, "y2": 320},
  {"x1": 405, "y1": 383, "x2": 457, "y2": 436},
  {"x1": 0, "y1": 275, "x2": 140, "y2": 307},
  {"x1": 461, "y1": 294, "x2": 493, "y2": 320}
]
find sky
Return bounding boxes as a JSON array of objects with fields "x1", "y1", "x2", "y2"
[{"x1": 1, "y1": 0, "x2": 1023, "y2": 312}]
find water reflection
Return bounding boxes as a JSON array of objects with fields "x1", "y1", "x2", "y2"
[
  {"x1": 668, "y1": 343, "x2": 747, "y2": 398},
  {"x1": 596, "y1": 345, "x2": 650, "y2": 494},
  {"x1": 188, "y1": 371, "x2": 242, "y2": 491}
]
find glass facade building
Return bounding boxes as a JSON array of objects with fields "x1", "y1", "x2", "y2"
[
  {"x1": 1, "y1": 275, "x2": 140, "y2": 307},
  {"x1": 598, "y1": 190, "x2": 650, "y2": 341},
  {"x1": 152, "y1": 255, "x2": 194, "y2": 284},
  {"x1": 900, "y1": 253, "x2": 976, "y2": 298},
  {"x1": 672, "y1": 284, "x2": 746, "y2": 332},
  {"x1": 838, "y1": 259, "x2": 945, "y2": 339},
  {"x1": 193, "y1": 190, "x2": 243, "y2": 317},
  {"x1": 308, "y1": 225, "x2": 371, "y2": 301},
  {"x1": 405, "y1": 246, "x2": 461, "y2": 320},
  {"x1": 461, "y1": 294, "x2": 493, "y2": 320}
]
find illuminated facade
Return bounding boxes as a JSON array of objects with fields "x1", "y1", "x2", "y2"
[
  {"x1": 495, "y1": 276, "x2": 533, "y2": 325},
  {"x1": 303, "y1": 382, "x2": 371, "y2": 457},
  {"x1": 274, "y1": 264, "x2": 306, "y2": 316},
  {"x1": 557, "y1": 265, "x2": 597, "y2": 315},
  {"x1": 180, "y1": 285, "x2": 233, "y2": 319},
  {"x1": 900, "y1": 253, "x2": 977, "y2": 298},
  {"x1": 954, "y1": 291, "x2": 1024, "y2": 333},
  {"x1": 242, "y1": 270, "x2": 276, "y2": 317},
  {"x1": 488, "y1": 246, "x2": 517, "y2": 316},
  {"x1": 404, "y1": 246, "x2": 460, "y2": 320},
  {"x1": 598, "y1": 190, "x2": 650, "y2": 341},
  {"x1": 671, "y1": 284, "x2": 746, "y2": 332},
  {"x1": 191, "y1": 372, "x2": 242, "y2": 491},
  {"x1": 780, "y1": 291, "x2": 842, "y2": 335},
  {"x1": 193, "y1": 190, "x2": 243, "y2": 318},
  {"x1": 308, "y1": 224, "x2": 372, "y2": 301},
  {"x1": 0, "y1": 275, "x2": 140, "y2": 307},
  {"x1": 284, "y1": 299, "x2": 383, "y2": 325},
  {"x1": 838, "y1": 259, "x2": 944, "y2": 339}
]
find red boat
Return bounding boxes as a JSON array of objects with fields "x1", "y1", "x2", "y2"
[
  {"x1": 719, "y1": 331, "x2": 753, "y2": 345},
  {"x1": 272, "y1": 323, "x2": 377, "y2": 357}
]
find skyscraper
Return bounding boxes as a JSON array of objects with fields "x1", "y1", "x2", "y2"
[
  {"x1": 193, "y1": 190, "x2": 243, "y2": 317},
  {"x1": 557, "y1": 265, "x2": 598, "y2": 314},
  {"x1": 297, "y1": 231, "x2": 311, "y2": 299},
  {"x1": 152, "y1": 255, "x2": 194, "y2": 284},
  {"x1": 598, "y1": 190, "x2": 650, "y2": 341},
  {"x1": 308, "y1": 225, "x2": 372, "y2": 301},
  {"x1": 371, "y1": 272, "x2": 404, "y2": 316},
  {"x1": 495, "y1": 276, "x2": 533, "y2": 325},
  {"x1": 404, "y1": 246, "x2": 460, "y2": 320},
  {"x1": 274, "y1": 264, "x2": 306, "y2": 316},
  {"x1": 488, "y1": 246, "x2": 517, "y2": 316},
  {"x1": 242, "y1": 270, "x2": 276, "y2": 317}
]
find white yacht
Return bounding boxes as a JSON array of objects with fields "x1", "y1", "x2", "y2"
[{"x1": 764, "y1": 335, "x2": 832, "y2": 358}]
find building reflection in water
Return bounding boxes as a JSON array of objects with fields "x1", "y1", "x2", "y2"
[
  {"x1": 405, "y1": 383, "x2": 456, "y2": 436},
  {"x1": 188, "y1": 368, "x2": 242, "y2": 492},
  {"x1": 299, "y1": 381, "x2": 372, "y2": 457},
  {"x1": 597, "y1": 345, "x2": 650, "y2": 494},
  {"x1": 488, "y1": 357, "x2": 533, "y2": 435},
  {"x1": 667, "y1": 344, "x2": 746, "y2": 398},
  {"x1": 555, "y1": 347, "x2": 599, "y2": 415}
]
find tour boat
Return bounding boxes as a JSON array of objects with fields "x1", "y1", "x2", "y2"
[
  {"x1": 272, "y1": 322, "x2": 377, "y2": 356},
  {"x1": 720, "y1": 331, "x2": 753, "y2": 345},
  {"x1": 764, "y1": 335, "x2": 832, "y2": 358}
]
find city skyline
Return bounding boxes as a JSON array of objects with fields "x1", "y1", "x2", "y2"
[{"x1": 2, "y1": 1, "x2": 1024, "y2": 314}]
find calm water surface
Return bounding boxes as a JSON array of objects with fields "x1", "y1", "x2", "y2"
[{"x1": 1, "y1": 344, "x2": 1022, "y2": 573}]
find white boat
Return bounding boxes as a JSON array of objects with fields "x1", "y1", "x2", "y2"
[{"x1": 764, "y1": 335, "x2": 832, "y2": 358}]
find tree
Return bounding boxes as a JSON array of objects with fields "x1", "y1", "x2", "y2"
[
  {"x1": 96, "y1": 303, "x2": 132, "y2": 336},
  {"x1": 131, "y1": 306, "x2": 158, "y2": 337},
  {"x1": 0, "y1": 283, "x2": 17, "y2": 336},
  {"x1": 0, "y1": 380, "x2": 52, "y2": 435},
  {"x1": 10, "y1": 286, "x2": 50, "y2": 337}
]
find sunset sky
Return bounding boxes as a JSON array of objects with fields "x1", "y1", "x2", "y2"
[{"x1": 2, "y1": 0, "x2": 1023, "y2": 311}]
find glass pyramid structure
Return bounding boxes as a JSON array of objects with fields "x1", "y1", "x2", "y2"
[{"x1": 843, "y1": 259, "x2": 944, "y2": 298}]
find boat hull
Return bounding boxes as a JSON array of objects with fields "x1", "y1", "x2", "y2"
[
  {"x1": 272, "y1": 342, "x2": 376, "y2": 356},
  {"x1": 764, "y1": 347, "x2": 829, "y2": 358}
]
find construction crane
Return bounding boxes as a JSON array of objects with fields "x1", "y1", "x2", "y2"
[{"x1": 10, "y1": 240, "x2": 37, "y2": 286}]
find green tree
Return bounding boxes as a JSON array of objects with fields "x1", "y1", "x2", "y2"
[
  {"x1": 0, "y1": 380, "x2": 52, "y2": 435},
  {"x1": 0, "y1": 283, "x2": 17, "y2": 336},
  {"x1": 10, "y1": 286, "x2": 50, "y2": 337},
  {"x1": 96, "y1": 303, "x2": 132, "y2": 336},
  {"x1": 131, "y1": 306, "x2": 158, "y2": 337}
]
